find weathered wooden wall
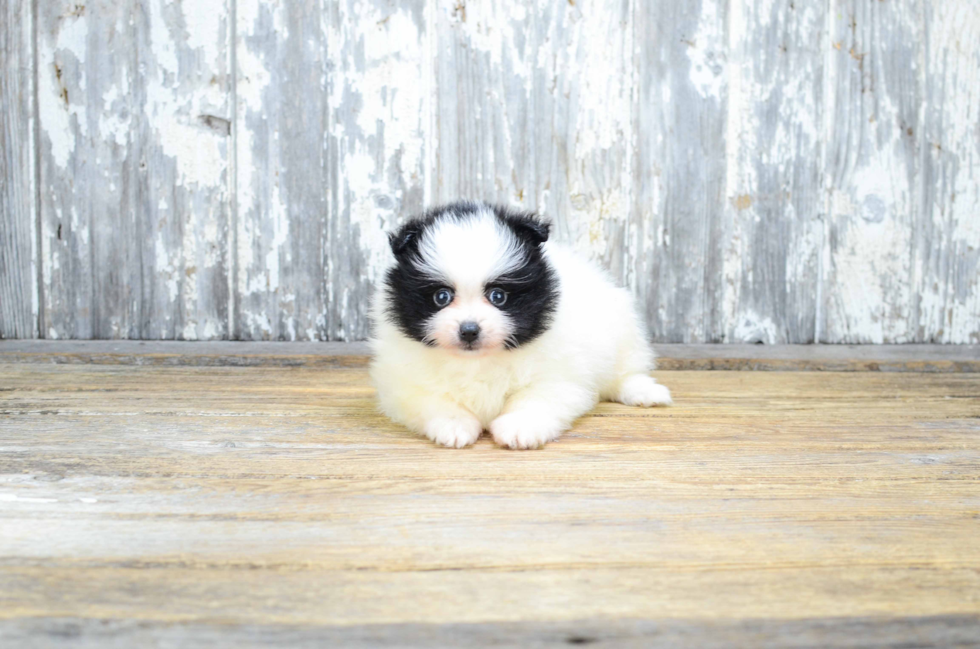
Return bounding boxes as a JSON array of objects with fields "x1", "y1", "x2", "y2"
[{"x1": 1, "y1": 0, "x2": 978, "y2": 343}]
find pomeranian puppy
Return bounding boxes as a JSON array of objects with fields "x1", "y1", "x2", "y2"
[{"x1": 370, "y1": 201, "x2": 671, "y2": 449}]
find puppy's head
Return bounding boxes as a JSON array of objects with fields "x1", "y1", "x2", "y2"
[{"x1": 383, "y1": 201, "x2": 558, "y2": 354}]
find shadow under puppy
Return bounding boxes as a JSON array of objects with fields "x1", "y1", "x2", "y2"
[{"x1": 370, "y1": 201, "x2": 671, "y2": 449}]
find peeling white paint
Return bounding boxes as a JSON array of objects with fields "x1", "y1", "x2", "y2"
[
  {"x1": 144, "y1": 0, "x2": 227, "y2": 189},
  {"x1": 148, "y1": 0, "x2": 178, "y2": 76},
  {"x1": 183, "y1": 0, "x2": 224, "y2": 65},
  {"x1": 264, "y1": 183, "x2": 288, "y2": 294},
  {"x1": 38, "y1": 13, "x2": 89, "y2": 169},
  {"x1": 830, "y1": 149, "x2": 915, "y2": 344},
  {"x1": 332, "y1": 3, "x2": 427, "y2": 290},
  {"x1": 688, "y1": 0, "x2": 726, "y2": 100},
  {"x1": 20, "y1": 0, "x2": 980, "y2": 344},
  {"x1": 98, "y1": 83, "x2": 131, "y2": 148},
  {"x1": 722, "y1": 0, "x2": 748, "y2": 340},
  {"x1": 155, "y1": 237, "x2": 179, "y2": 303},
  {"x1": 235, "y1": 46, "x2": 271, "y2": 113},
  {"x1": 732, "y1": 311, "x2": 780, "y2": 344},
  {"x1": 154, "y1": 118, "x2": 226, "y2": 188}
]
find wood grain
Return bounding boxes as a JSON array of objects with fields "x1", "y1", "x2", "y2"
[
  {"x1": 36, "y1": 0, "x2": 231, "y2": 340},
  {"x1": 432, "y1": 0, "x2": 634, "y2": 280},
  {"x1": 37, "y1": 0, "x2": 138, "y2": 339},
  {"x1": 820, "y1": 0, "x2": 980, "y2": 344},
  {"x1": 325, "y1": 0, "x2": 427, "y2": 341},
  {"x1": 235, "y1": 0, "x2": 425, "y2": 341},
  {"x1": 822, "y1": 0, "x2": 922, "y2": 343},
  {"x1": 0, "y1": 0, "x2": 37, "y2": 339},
  {"x1": 135, "y1": 0, "x2": 232, "y2": 341},
  {"x1": 630, "y1": 0, "x2": 729, "y2": 343},
  {"x1": 721, "y1": 0, "x2": 825, "y2": 344},
  {"x1": 4, "y1": 615, "x2": 980, "y2": 648},
  {"x1": 916, "y1": 2, "x2": 980, "y2": 344},
  {"x1": 1, "y1": 363, "x2": 978, "y2": 643},
  {"x1": 5, "y1": 0, "x2": 980, "y2": 343},
  {"x1": 234, "y1": 0, "x2": 329, "y2": 341}
]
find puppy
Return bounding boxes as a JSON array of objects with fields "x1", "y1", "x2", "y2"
[{"x1": 370, "y1": 201, "x2": 671, "y2": 449}]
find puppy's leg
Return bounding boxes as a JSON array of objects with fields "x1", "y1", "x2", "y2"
[
  {"x1": 490, "y1": 383, "x2": 596, "y2": 450},
  {"x1": 384, "y1": 394, "x2": 483, "y2": 448},
  {"x1": 613, "y1": 374, "x2": 672, "y2": 407},
  {"x1": 424, "y1": 413, "x2": 484, "y2": 448},
  {"x1": 595, "y1": 296, "x2": 671, "y2": 407},
  {"x1": 605, "y1": 306, "x2": 671, "y2": 407}
]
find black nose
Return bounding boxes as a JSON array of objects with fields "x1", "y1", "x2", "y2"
[{"x1": 459, "y1": 321, "x2": 480, "y2": 344}]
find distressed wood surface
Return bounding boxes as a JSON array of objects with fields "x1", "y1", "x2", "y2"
[
  {"x1": 432, "y1": 0, "x2": 634, "y2": 278},
  {"x1": 235, "y1": 0, "x2": 425, "y2": 341},
  {"x1": 918, "y1": 2, "x2": 980, "y2": 344},
  {"x1": 823, "y1": 0, "x2": 980, "y2": 344},
  {"x1": 234, "y1": 0, "x2": 330, "y2": 341},
  {"x1": 822, "y1": 0, "x2": 922, "y2": 344},
  {"x1": 4, "y1": 616, "x2": 980, "y2": 649},
  {"x1": 4, "y1": 0, "x2": 980, "y2": 343},
  {"x1": 722, "y1": 0, "x2": 825, "y2": 344},
  {"x1": 0, "y1": 363, "x2": 979, "y2": 645},
  {"x1": 324, "y1": 0, "x2": 427, "y2": 340},
  {"x1": 631, "y1": 0, "x2": 729, "y2": 343},
  {"x1": 37, "y1": 0, "x2": 231, "y2": 340},
  {"x1": 136, "y1": 0, "x2": 232, "y2": 340},
  {"x1": 0, "y1": 0, "x2": 37, "y2": 339},
  {"x1": 37, "y1": 0, "x2": 136, "y2": 339}
]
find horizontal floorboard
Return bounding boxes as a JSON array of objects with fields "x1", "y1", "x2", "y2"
[
  {"x1": 1, "y1": 363, "x2": 979, "y2": 646},
  {"x1": 2, "y1": 616, "x2": 980, "y2": 648}
]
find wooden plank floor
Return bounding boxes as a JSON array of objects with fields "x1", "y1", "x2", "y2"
[{"x1": 1, "y1": 358, "x2": 979, "y2": 646}]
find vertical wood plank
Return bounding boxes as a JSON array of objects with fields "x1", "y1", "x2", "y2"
[
  {"x1": 38, "y1": 0, "x2": 139, "y2": 339},
  {"x1": 326, "y1": 0, "x2": 427, "y2": 340},
  {"x1": 37, "y1": 0, "x2": 230, "y2": 340},
  {"x1": 916, "y1": 1, "x2": 980, "y2": 343},
  {"x1": 431, "y1": 0, "x2": 634, "y2": 279},
  {"x1": 630, "y1": 0, "x2": 729, "y2": 342},
  {"x1": 236, "y1": 0, "x2": 425, "y2": 341},
  {"x1": 136, "y1": 0, "x2": 232, "y2": 339},
  {"x1": 0, "y1": 0, "x2": 37, "y2": 338},
  {"x1": 720, "y1": 0, "x2": 826, "y2": 344},
  {"x1": 234, "y1": 0, "x2": 328, "y2": 341},
  {"x1": 821, "y1": 0, "x2": 923, "y2": 343}
]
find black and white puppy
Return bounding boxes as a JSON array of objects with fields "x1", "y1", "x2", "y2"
[{"x1": 370, "y1": 201, "x2": 671, "y2": 449}]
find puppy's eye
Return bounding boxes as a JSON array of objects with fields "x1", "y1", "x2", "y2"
[
  {"x1": 433, "y1": 288, "x2": 453, "y2": 307},
  {"x1": 487, "y1": 288, "x2": 508, "y2": 306}
]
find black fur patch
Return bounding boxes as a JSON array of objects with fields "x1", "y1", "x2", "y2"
[{"x1": 383, "y1": 201, "x2": 559, "y2": 348}]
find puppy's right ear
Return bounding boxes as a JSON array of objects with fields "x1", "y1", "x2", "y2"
[
  {"x1": 388, "y1": 220, "x2": 424, "y2": 257},
  {"x1": 510, "y1": 217, "x2": 550, "y2": 245},
  {"x1": 492, "y1": 205, "x2": 550, "y2": 246}
]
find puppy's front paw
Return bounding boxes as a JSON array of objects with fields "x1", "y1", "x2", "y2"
[
  {"x1": 490, "y1": 412, "x2": 563, "y2": 450},
  {"x1": 424, "y1": 416, "x2": 483, "y2": 448},
  {"x1": 617, "y1": 374, "x2": 672, "y2": 407}
]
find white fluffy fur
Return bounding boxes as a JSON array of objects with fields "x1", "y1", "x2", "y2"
[{"x1": 370, "y1": 209, "x2": 671, "y2": 450}]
